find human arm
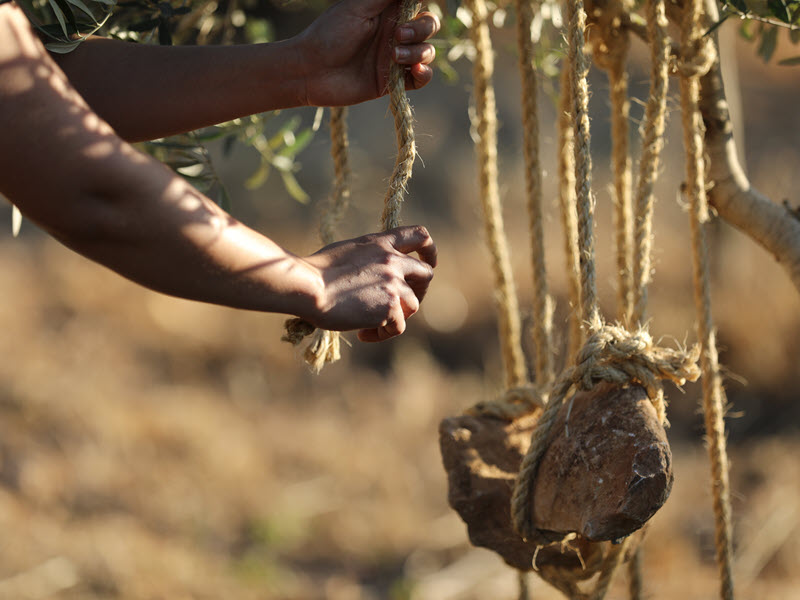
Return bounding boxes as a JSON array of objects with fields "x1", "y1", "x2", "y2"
[
  {"x1": 0, "y1": 2, "x2": 436, "y2": 341},
  {"x1": 51, "y1": 0, "x2": 440, "y2": 142}
]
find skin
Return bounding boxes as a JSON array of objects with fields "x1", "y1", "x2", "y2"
[{"x1": 0, "y1": 0, "x2": 440, "y2": 342}]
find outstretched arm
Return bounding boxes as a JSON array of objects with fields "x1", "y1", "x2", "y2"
[
  {"x1": 52, "y1": 0, "x2": 440, "y2": 142},
  {"x1": 0, "y1": 2, "x2": 436, "y2": 341}
]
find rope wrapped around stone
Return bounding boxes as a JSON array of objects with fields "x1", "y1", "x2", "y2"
[{"x1": 510, "y1": 321, "x2": 701, "y2": 545}]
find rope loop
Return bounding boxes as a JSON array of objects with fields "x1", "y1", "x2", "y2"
[
  {"x1": 467, "y1": 385, "x2": 547, "y2": 421},
  {"x1": 510, "y1": 319, "x2": 700, "y2": 545}
]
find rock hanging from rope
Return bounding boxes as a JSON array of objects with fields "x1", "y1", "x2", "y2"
[{"x1": 439, "y1": 382, "x2": 671, "y2": 570}]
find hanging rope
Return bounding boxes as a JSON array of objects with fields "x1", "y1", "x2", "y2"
[
  {"x1": 589, "y1": 0, "x2": 633, "y2": 324},
  {"x1": 630, "y1": 0, "x2": 671, "y2": 326},
  {"x1": 465, "y1": 0, "x2": 527, "y2": 391},
  {"x1": 382, "y1": 0, "x2": 421, "y2": 229},
  {"x1": 283, "y1": 1, "x2": 420, "y2": 364},
  {"x1": 568, "y1": 0, "x2": 600, "y2": 332},
  {"x1": 283, "y1": 107, "x2": 351, "y2": 372},
  {"x1": 506, "y1": 3, "x2": 702, "y2": 598},
  {"x1": 557, "y1": 65, "x2": 583, "y2": 362},
  {"x1": 516, "y1": 0, "x2": 553, "y2": 388},
  {"x1": 677, "y1": 0, "x2": 735, "y2": 597}
]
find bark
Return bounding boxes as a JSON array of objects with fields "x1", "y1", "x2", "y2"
[{"x1": 677, "y1": 0, "x2": 800, "y2": 293}]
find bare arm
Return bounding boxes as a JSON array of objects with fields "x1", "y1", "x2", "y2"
[
  {"x1": 0, "y1": 2, "x2": 436, "y2": 340},
  {"x1": 52, "y1": 0, "x2": 440, "y2": 142}
]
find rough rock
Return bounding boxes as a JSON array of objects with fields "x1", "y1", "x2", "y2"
[{"x1": 439, "y1": 382, "x2": 670, "y2": 571}]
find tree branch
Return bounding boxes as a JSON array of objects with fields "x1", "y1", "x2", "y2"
[{"x1": 697, "y1": 0, "x2": 800, "y2": 294}]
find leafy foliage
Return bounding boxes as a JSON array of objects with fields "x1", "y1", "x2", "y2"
[{"x1": 715, "y1": 0, "x2": 800, "y2": 64}]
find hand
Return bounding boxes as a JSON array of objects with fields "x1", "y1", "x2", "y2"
[
  {"x1": 294, "y1": 0, "x2": 440, "y2": 107},
  {"x1": 299, "y1": 225, "x2": 437, "y2": 341}
]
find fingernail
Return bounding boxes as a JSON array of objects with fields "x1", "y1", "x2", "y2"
[
  {"x1": 397, "y1": 27, "x2": 414, "y2": 42},
  {"x1": 395, "y1": 46, "x2": 410, "y2": 60}
]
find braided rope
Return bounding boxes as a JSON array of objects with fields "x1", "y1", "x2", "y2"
[
  {"x1": 465, "y1": 0, "x2": 527, "y2": 390},
  {"x1": 630, "y1": 0, "x2": 670, "y2": 326},
  {"x1": 677, "y1": 1, "x2": 734, "y2": 598}
]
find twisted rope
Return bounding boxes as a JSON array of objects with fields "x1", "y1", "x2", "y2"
[
  {"x1": 677, "y1": 1, "x2": 734, "y2": 598},
  {"x1": 282, "y1": 107, "x2": 351, "y2": 370},
  {"x1": 589, "y1": 0, "x2": 633, "y2": 324},
  {"x1": 516, "y1": 0, "x2": 553, "y2": 388},
  {"x1": 382, "y1": 0, "x2": 421, "y2": 229},
  {"x1": 510, "y1": 322, "x2": 700, "y2": 545},
  {"x1": 465, "y1": 0, "x2": 527, "y2": 390},
  {"x1": 284, "y1": 1, "x2": 420, "y2": 365},
  {"x1": 558, "y1": 65, "x2": 583, "y2": 362},
  {"x1": 568, "y1": 0, "x2": 599, "y2": 331},
  {"x1": 630, "y1": 0, "x2": 670, "y2": 326}
]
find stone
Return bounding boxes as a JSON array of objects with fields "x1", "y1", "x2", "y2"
[{"x1": 439, "y1": 382, "x2": 669, "y2": 572}]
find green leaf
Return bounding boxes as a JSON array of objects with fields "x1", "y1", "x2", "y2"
[
  {"x1": 728, "y1": 0, "x2": 747, "y2": 13},
  {"x1": 278, "y1": 127, "x2": 313, "y2": 158},
  {"x1": 47, "y1": 0, "x2": 72, "y2": 38},
  {"x1": 280, "y1": 171, "x2": 309, "y2": 203},
  {"x1": 758, "y1": 26, "x2": 779, "y2": 61},
  {"x1": 768, "y1": 0, "x2": 792, "y2": 22},
  {"x1": 739, "y1": 19, "x2": 755, "y2": 40},
  {"x1": 64, "y1": 0, "x2": 98, "y2": 20},
  {"x1": 778, "y1": 54, "x2": 800, "y2": 63},
  {"x1": 52, "y1": 0, "x2": 79, "y2": 32},
  {"x1": 45, "y1": 40, "x2": 83, "y2": 53},
  {"x1": 245, "y1": 161, "x2": 271, "y2": 190}
]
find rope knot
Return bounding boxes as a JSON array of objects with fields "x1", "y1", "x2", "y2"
[
  {"x1": 672, "y1": 32, "x2": 716, "y2": 78},
  {"x1": 510, "y1": 320, "x2": 700, "y2": 545},
  {"x1": 467, "y1": 385, "x2": 547, "y2": 421}
]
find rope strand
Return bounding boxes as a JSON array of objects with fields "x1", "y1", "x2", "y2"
[
  {"x1": 678, "y1": 0, "x2": 734, "y2": 596},
  {"x1": 558, "y1": 65, "x2": 583, "y2": 361},
  {"x1": 630, "y1": 0, "x2": 670, "y2": 326},
  {"x1": 466, "y1": 0, "x2": 527, "y2": 389},
  {"x1": 516, "y1": 0, "x2": 553, "y2": 388}
]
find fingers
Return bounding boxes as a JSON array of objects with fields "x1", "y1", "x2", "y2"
[
  {"x1": 394, "y1": 11, "x2": 440, "y2": 45},
  {"x1": 387, "y1": 225, "x2": 438, "y2": 267},
  {"x1": 358, "y1": 286, "x2": 420, "y2": 342},
  {"x1": 393, "y1": 11, "x2": 438, "y2": 90}
]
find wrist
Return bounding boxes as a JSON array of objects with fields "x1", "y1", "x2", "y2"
[
  {"x1": 282, "y1": 35, "x2": 313, "y2": 108},
  {"x1": 281, "y1": 254, "x2": 327, "y2": 323}
]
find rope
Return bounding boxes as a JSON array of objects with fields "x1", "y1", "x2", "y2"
[
  {"x1": 627, "y1": 544, "x2": 643, "y2": 600},
  {"x1": 382, "y1": 0, "x2": 421, "y2": 229},
  {"x1": 558, "y1": 65, "x2": 583, "y2": 362},
  {"x1": 282, "y1": 107, "x2": 351, "y2": 370},
  {"x1": 465, "y1": 0, "x2": 527, "y2": 390},
  {"x1": 677, "y1": 1, "x2": 735, "y2": 597},
  {"x1": 589, "y1": 0, "x2": 633, "y2": 324},
  {"x1": 568, "y1": 0, "x2": 599, "y2": 331},
  {"x1": 511, "y1": 322, "x2": 700, "y2": 544},
  {"x1": 516, "y1": 0, "x2": 553, "y2": 388},
  {"x1": 630, "y1": 0, "x2": 670, "y2": 326},
  {"x1": 284, "y1": 0, "x2": 420, "y2": 363}
]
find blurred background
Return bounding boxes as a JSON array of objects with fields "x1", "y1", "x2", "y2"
[{"x1": 1, "y1": 5, "x2": 800, "y2": 598}]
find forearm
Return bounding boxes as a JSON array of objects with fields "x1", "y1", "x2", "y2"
[
  {"x1": 1, "y1": 4, "x2": 321, "y2": 318},
  {"x1": 53, "y1": 37, "x2": 309, "y2": 142}
]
